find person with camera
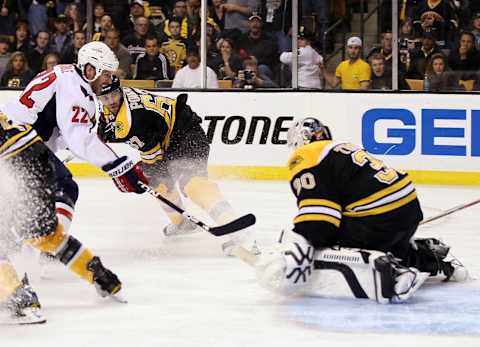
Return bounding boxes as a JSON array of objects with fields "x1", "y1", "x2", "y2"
[{"x1": 233, "y1": 55, "x2": 277, "y2": 89}]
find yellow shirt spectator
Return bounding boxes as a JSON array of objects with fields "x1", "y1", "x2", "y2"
[{"x1": 335, "y1": 59, "x2": 371, "y2": 90}]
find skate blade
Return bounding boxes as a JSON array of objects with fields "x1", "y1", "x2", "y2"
[
  {"x1": 0, "y1": 308, "x2": 46, "y2": 325},
  {"x1": 110, "y1": 293, "x2": 128, "y2": 304}
]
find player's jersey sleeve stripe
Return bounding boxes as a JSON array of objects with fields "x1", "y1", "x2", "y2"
[
  {"x1": 343, "y1": 190, "x2": 417, "y2": 217},
  {"x1": 0, "y1": 127, "x2": 39, "y2": 158},
  {"x1": 298, "y1": 198, "x2": 341, "y2": 211},
  {"x1": 345, "y1": 176, "x2": 411, "y2": 211},
  {"x1": 298, "y1": 206, "x2": 342, "y2": 219},
  {"x1": 294, "y1": 214, "x2": 341, "y2": 227}
]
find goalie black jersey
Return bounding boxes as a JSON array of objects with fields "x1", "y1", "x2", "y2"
[
  {"x1": 99, "y1": 88, "x2": 200, "y2": 165},
  {"x1": 288, "y1": 140, "x2": 423, "y2": 249}
]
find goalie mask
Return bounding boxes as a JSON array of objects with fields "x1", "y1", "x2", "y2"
[
  {"x1": 98, "y1": 75, "x2": 123, "y2": 116},
  {"x1": 287, "y1": 117, "x2": 332, "y2": 150}
]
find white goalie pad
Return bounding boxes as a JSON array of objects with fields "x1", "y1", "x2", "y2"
[{"x1": 306, "y1": 247, "x2": 429, "y2": 304}]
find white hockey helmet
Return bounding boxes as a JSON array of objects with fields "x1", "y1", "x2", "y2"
[
  {"x1": 287, "y1": 117, "x2": 332, "y2": 150},
  {"x1": 77, "y1": 41, "x2": 119, "y2": 82}
]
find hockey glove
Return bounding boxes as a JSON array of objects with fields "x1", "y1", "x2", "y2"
[
  {"x1": 102, "y1": 156, "x2": 148, "y2": 194},
  {"x1": 97, "y1": 112, "x2": 116, "y2": 142},
  {"x1": 255, "y1": 231, "x2": 314, "y2": 295}
]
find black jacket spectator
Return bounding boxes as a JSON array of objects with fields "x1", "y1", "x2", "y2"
[
  {"x1": 1, "y1": 51, "x2": 34, "y2": 87},
  {"x1": 448, "y1": 32, "x2": 480, "y2": 80},
  {"x1": 134, "y1": 52, "x2": 171, "y2": 80}
]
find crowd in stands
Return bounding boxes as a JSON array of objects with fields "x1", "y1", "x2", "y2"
[{"x1": 0, "y1": 0, "x2": 479, "y2": 91}]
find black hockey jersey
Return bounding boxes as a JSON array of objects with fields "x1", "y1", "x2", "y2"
[
  {"x1": 288, "y1": 140, "x2": 423, "y2": 249},
  {"x1": 99, "y1": 88, "x2": 200, "y2": 165}
]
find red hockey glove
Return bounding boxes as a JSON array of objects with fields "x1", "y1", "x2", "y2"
[{"x1": 102, "y1": 156, "x2": 148, "y2": 194}]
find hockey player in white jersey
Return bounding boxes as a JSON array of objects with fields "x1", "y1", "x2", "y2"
[{"x1": 0, "y1": 41, "x2": 148, "y2": 323}]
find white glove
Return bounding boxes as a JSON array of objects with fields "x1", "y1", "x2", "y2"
[{"x1": 255, "y1": 232, "x2": 314, "y2": 295}]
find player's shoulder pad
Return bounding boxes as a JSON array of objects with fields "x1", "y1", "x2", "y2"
[{"x1": 287, "y1": 140, "x2": 334, "y2": 178}]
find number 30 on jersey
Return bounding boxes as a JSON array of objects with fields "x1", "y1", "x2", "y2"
[{"x1": 292, "y1": 172, "x2": 316, "y2": 196}]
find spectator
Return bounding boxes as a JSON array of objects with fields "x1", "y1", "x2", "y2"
[
  {"x1": 233, "y1": 55, "x2": 278, "y2": 89},
  {"x1": 172, "y1": 48, "x2": 218, "y2": 88},
  {"x1": 448, "y1": 31, "x2": 480, "y2": 80},
  {"x1": 280, "y1": 32, "x2": 323, "y2": 89},
  {"x1": 104, "y1": 28, "x2": 132, "y2": 79},
  {"x1": 237, "y1": 13, "x2": 278, "y2": 79},
  {"x1": 0, "y1": 1, "x2": 16, "y2": 38},
  {"x1": 425, "y1": 53, "x2": 460, "y2": 91},
  {"x1": 367, "y1": 32, "x2": 393, "y2": 72},
  {"x1": 370, "y1": 53, "x2": 392, "y2": 90},
  {"x1": 223, "y1": 0, "x2": 259, "y2": 34},
  {"x1": 210, "y1": 0, "x2": 225, "y2": 30},
  {"x1": 86, "y1": 2, "x2": 105, "y2": 34},
  {"x1": 27, "y1": 0, "x2": 48, "y2": 38},
  {"x1": 27, "y1": 30, "x2": 51, "y2": 74},
  {"x1": 0, "y1": 37, "x2": 11, "y2": 78},
  {"x1": 164, "y1": 0, "x2": 189, "y2": 39},
  {"x1": 51, "y1": 14, "x2": 73, "y2": 56},
  {"x1": 122, "y1": 16, "x2": 149, "y2": 62},
  {"x1": 160, "y1": 18, "x2": 188, "y2": 73},
  {"x1": 11, "y1": 21, "x2": 31, "y2": 55},
  {"x1": 472, "y1": 12, "x2": 480, "y2": 50},
  {"x1": 92, "y1": 14, "x2": 114, "y2": 41},
  {"x1": 149, "y1": 6, "x2": 168, "y2": 42},
  {"x1": 210, "y1": 37, "x2": 243, "y2": 80},
  {"x1": 64, "y1": 3, "x2": 84, "y2": 33},
  {"x1": 41, "y1": 52, "x2": 61, "y2": 71},
  {"x1": 322, "y1": 36, "x2": 371, "y2": 90},
  {"x1": 406, "y1": 31, "x2": 442, "y2": 79},
  {"x1": 0, "y1": 51, "x2": 34, "y2": 87},
  {"x1": 61, "y1": 30, "x2": 86, "y2": 64},
  {"x1": 134, "y1": 36, "x2": 171, "y2": 80}
]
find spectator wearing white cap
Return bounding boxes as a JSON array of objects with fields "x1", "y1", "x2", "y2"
[{"x1": 322, "y1": 36, "x2": 371, "y2": 90}]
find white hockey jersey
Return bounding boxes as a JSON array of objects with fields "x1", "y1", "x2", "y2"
[{"x1": 0, "y1": 65, "x2": 118, "y2": 168}]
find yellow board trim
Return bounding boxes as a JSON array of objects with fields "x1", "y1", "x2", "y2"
[
  {"x1": 298, "y1": 199, "x2": 341, "y2": 211},
  {"x1": 66, "y1": 164, "x2": 480, "y2": 186},
  {"x1": 343, "y1": 191, "x2": 418, "y2": 218},
  {"x1": 294, "y1": 214, "x2": 341, "y2": 227}
]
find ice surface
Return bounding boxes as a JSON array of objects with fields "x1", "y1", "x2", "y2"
[{"x1": 1, "y1": 179, "x2": 480, "y2": 347}]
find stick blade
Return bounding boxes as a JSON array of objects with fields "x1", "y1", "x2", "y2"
[{"x1": 209, "y1": 213, "x2": 256, "y2": 236}]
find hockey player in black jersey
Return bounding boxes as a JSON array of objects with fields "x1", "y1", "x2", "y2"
[
  {"x1": 255, "y1": 117, "x2": 468, "y2": 303},
  {"x1": 97, "y1": 76, "x2": 254, "y2": 254}
]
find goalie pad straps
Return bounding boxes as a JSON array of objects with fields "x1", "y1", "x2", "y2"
[{"x1": 311, "y1": 247, "x2": 427, "y2": 303}]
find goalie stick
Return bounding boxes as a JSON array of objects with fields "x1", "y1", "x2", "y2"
[{"x1": 139, "y1": 182, "x2": 256, "y2": 236}]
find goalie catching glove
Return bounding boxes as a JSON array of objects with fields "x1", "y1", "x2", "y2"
[{"x1": 102, "y1": 156, "x2": 148, "y2": 194}]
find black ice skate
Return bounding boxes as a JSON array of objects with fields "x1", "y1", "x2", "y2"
[
  {"x1": 87, "y1": 256, "x2": 122, "y2": 298},
  {"x1": 2, "y1": 274, "x2": 46, "y2": 325}
]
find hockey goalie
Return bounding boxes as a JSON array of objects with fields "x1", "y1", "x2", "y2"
[{"x1": 255, "y1": 117, "x2": 468, "y2": 303}]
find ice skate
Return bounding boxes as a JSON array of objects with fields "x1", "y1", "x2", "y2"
[
  {"x1": 162, "y1": 219, "x2": 201, "y2": 237},
  {"x1": 1, "y1": 275, "x2": 45, "y2": 325},
  {"x1": 87, "y1": 256, "x2": 123, "y2": 300}
]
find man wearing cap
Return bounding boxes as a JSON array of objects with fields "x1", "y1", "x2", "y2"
[
  {"x1": 237, "y1": 13, "x2": 278, "y2": 79},
  {"x1": 51, "y1": 14, "x2": 73, "y2": 57},
  {"x1": 323, "y1": 36, "x2": 371, "y2": 90}
]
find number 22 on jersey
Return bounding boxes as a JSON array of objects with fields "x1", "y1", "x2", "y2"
[{"x1": 71, "y1": 106, "x2": 90, "y2": 124}]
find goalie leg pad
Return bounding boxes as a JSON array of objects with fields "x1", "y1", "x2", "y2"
[
  {"x1": 311, "y1": 247, "x2": 428, "y2": 303},
  {"x1": 0, "y1": 261, "x2": 21, "y2": 301}
]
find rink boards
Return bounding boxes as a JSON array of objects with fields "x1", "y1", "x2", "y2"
[{"x1": 1, "y1": 90, "x2": 479, "y2": 185}]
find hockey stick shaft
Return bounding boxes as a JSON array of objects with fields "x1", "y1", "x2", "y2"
[
  {"x1": 139, "y1": 182, "x2": 255, "y2": 236},
  {"x1": 419, "y1": 198, "x2": 480, "y2": 225}
]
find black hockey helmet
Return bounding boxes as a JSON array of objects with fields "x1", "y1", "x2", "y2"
[
  {"x1": 287, "y1": 117, "x2": 332, "y2": 150},
  {"x1": 99, "y1": 75, "x2": 121, "y2": 96}
]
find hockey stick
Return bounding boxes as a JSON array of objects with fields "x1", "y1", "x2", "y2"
[
  {"x1": 139, "y1": 182, "x2": 256, "y2": 236},
  {"x1": 419, "y1": 197, "x2": 480, "y2": 226}
]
